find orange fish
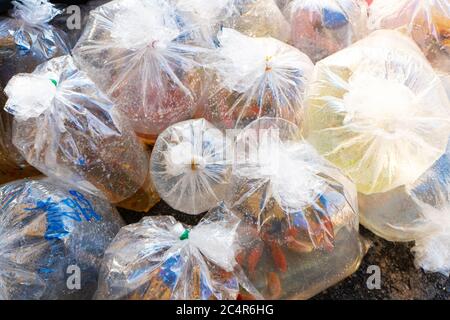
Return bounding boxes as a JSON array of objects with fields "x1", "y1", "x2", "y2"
[
  {"x1": 267, "y1": 272, "x2": 282, "y2": 299},
  {"x1": 247, "y1": 242, "x2": 264, "y2": 275},
  {"x1": 268, "y1": 241, "x2": 287, "y2": 273}
]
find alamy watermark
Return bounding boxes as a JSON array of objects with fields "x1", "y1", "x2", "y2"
[
  {"x1": 66, "y1": 264, "x2": 81, "y2": 290},
  {"x1": 366, "y1": 265, "x2": 381, "y2": 290},
  {"x1": 65, "y1": 5, "x2": 81, "y2": 30}
]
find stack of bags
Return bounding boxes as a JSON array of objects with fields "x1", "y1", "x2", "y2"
[{"x1": 0, "y1": 0, "x2": 448, "y2": 300}]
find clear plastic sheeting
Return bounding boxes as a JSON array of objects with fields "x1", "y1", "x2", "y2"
[
  {"x1": 150, "y1": 119, "x2": 231, "y2": 215},
  {"x1": 95, "y1": 204, "x2": 243, "y2": 300},
  {"x1": 359, "y1": 140, "x2": 450, "y2": 276},
  {"x1": 368, "y1": 0, "x2": 450, "y2": 73},
  {"x1": 0, "y1": 0, "x2": 70, "y2": 87},
  {"x1": 227, "y1": 118, "x2": 365, "y2": 299},
  {"x1": 284, "y1": 0, "x2": 368, "y2": 62},
  {"x1": 4, "y1": 55, "x2": 151, "y2": 206},
  {"x1": 305, "y1": 30, "x2": 450, "y2": 195},
  {"x1": 198, "y1": 28, "x2": 313, "y2": 130},
  {"x1": 73, "y1": 0, "x2": 208, "y2": 143},
  {"x1": 0, "y1": 178, "x2": 124, "y2": 300}
]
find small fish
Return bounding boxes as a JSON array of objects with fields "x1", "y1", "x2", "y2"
[
  {"x1": 247, "y1": 242, "x2": 264, "y2": 275},
  {"x1": 268, "y1": 241, "x2": 287, "y2": 273},
  {"x1": 237, "y1": 292, "x2": 256, "y2": 300},
  {"x1": 267, "y1": 272, "x2": 282, "y2": 299}
]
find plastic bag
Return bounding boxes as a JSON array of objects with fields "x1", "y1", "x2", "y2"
[
  {"x1": 304, "y1": 30, "x2": 450, "y2": 195},
  {"x1": 0, "y1": 88, "x2": 39, "y2": 184},
  {"x1": 0, "y1": 112, "x2": 40, "y2": 185},
  {"x1": 284, "y1": 0, "x2": 368, "y2": 62},
  {"x1": 3, "y1": 55, "x2": 157, "y2": 210},
  {"x1": 198, "y1": 28, "x2": 313, "y2": 130},
  {"x1": 227, "y1": 118, "x2": 366, "y2": 299},
  {"x1": 359, "y1": 139, "x2": 450, "y2": 275},
  {"x1": 0, "y1": 178, "x2": 124, "y2": 299},
  {"x1": 95, "y1": 204, "x2": 243, "y2": 300},
  {"x1": 0, "y1": 0, "x2": 70, "y2": 87},
  {"x1": 175, "y1": 0, "x2": 290, "y2": 45},
  {"x1": 227, "y1": 0, "x2": 291, "y2": 42},
  {"x1": 73, "y1": 0, "x2": 208, "y2": 143},
  {"x1": 173, "y1": 0, "x2": 235, "y2": 47},
  {"x1": 150, "y1": 119, "x2": 231, "y2": 215},
  {"x1": 368, "y1": 0, "x2": 449, "y2": 73}
]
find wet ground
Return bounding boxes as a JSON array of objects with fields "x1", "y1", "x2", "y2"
[{"x1": 119, "y1": 201, "x2": 450, "y2": 300}]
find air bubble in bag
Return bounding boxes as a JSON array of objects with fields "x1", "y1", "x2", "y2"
[
  {"x1": 368, "y1": 0, "x2": 449, "y2": 73},
  {"x1": 304, "y1": 30, "x2": 450, "y2": 195},
  {"x1": 95, "y1": 204, "x2": 245, "y2": 300},
  {"x1": 284, "y1": 0, "x2": 368, "y2": 62},
  {"x1": 0, "y1": 0, "x2": 70, "y2": 87},
  {"x1": 0, "y1": 178, "x2": 124, "y2": 299},
  {"x1": 73, "y1": 0, "x2": 208, "y2": 143},
  {"x1": 3, "y1": 55, "x2": 159, "y2": 211},
  {"x1": 150, "y1": 119, "x2": 231, "y2": 215},
  {"x1": 198, "y1": 28, "x2": 313, "y2": 130},
  {"x1": 227, "y1": 118, "x2": 366, "y2": 299}
]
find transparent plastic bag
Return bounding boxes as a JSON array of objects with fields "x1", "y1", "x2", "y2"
[
  {"x1": 3, "y1": 55, "x2": 155, "y2": 209},
  {"x1": 0, "y1": 0, "x2": 70, "y2": 87},
  {"x1": 73, "y1": 0, "x2": 208, "y2": 143},
  {"x1": 284, "y1": 0, "x2": 368, "y2": 62},
  {"x1": 359, "y1": 139, "x2": 450, "y2": 275},
  {"x1": 368, "y1": 0, "x2": 449, "y2": 73},
  {"x1": 150, "y1": 119, "x2": 231, "y2": 215},
  {"x1": 0, "y1": 111, "x2": 40, "y2": 185},
  {"x1": 0, "y1": 88, "x2": 39, "y2": 184},
  {"x1": 305, "y1": 30, "x2": 450, "y2": 195},
  {"x1": 0, "y1": 177, "x2": 124, "y2": 299},
  {"x1": 227, "y1": 0, "x2": 291, "y2": 42},
  {"x1": 198, "y1": 28, "x2": 313, "y2": 130},
  {"x1": 227, "y1": 118, "x2": 366, "y2": 299},
  {"x1": 175, "y1": 0, "x2": 290, "y2": 45},
  {"x1": 95, "y1": 204, "x2": 243, "y2": 300}
]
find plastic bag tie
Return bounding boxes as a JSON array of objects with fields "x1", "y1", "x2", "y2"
[{"x1": 179, "y1": 229, "x2": 190, "y2": 240}]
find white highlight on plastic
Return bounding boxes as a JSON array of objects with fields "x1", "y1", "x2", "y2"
[
  {"x1": 12, "y1": 0, "x2": 60, "y2": 25},
  {"x1": 110, "y1": 0, "x2": 179, "y2": 50},
  {"x1": 4, "y1": 74, "x2": 57, "y2": 121}
]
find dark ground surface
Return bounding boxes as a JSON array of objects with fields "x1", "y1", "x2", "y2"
[{"x1": 119, "y1": 200, "x2": 450, "y2": 300}]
